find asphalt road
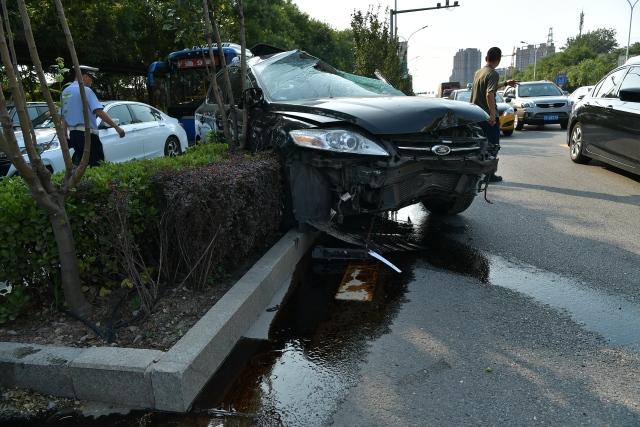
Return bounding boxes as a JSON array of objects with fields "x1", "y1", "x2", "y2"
[{"x1": 199, "y1": 126, "x2": 640, "y2": 427}]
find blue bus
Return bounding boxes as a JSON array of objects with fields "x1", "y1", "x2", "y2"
[{"x1": 147, "y1": 43, "x2": 246, "y2": 143}]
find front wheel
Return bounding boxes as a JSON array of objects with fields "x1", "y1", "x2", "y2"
[
  {"x1": 164, "y1": 136, "x2": 182, "y2": 157},
  {"x1": 514, "y1": 113, "x2": 524, "y2": 130},
  {"x1": 569, "y1": 123, "x2": 590, "y2": 164},
  {"x1": 502, "y1": 129, "x2": 513, "y2": 137},
  {"x1": 422, "y1": 194, "x2": 475, "y2": 216}
]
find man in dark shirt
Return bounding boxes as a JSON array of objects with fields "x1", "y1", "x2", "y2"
[{"x1": 471, "y1": 47, "x2": 515, "y2": 182}]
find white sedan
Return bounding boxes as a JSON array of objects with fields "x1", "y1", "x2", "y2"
[{"x1": 5, "y1": 101, "x2": 188, "y2": 177}]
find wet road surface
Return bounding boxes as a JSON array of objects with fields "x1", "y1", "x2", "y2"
[{"x1": 30, "y1": 129, "x2": 640, "y2": 426}]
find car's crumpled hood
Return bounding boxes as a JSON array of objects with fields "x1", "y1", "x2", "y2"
[
  {"x1": 13, "y1": 128, "x2": 58, "y2": 148},
  {"x1": 271, "y1": 96, "x2": 489, "y2": 134},
  {"x1": 519, "y1": 96, "x2": 568, "y2": 104}
]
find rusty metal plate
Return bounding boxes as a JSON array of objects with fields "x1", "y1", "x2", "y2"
[{"x1": 335, "y1": 263, "x2": 379, "y2": 302}]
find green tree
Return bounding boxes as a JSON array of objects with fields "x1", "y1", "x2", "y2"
[
  {"x1": 565, "y1": 28, "x2": 618, "y2": 55},
  {"x1": 350, "y1": 6, "x2": 412, "y2": 94}
]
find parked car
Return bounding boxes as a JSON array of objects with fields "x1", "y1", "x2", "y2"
[
  {"x1": 2, "y1": 101, "x2": 188, "y2": 177},
  {"x1": 448, "y1": 89, "x2": 515, "y2": 136},
  {"x1": 503, "y1": 81, "x2": 571, "y2": 130},
  {"x1": 198, "y1": 50, "x2": 498, "y2": 223},
  {"x1": 568, "y1": 57, "x2": 640, "y2": 175}
]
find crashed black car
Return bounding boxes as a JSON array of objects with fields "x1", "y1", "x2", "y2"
[{"x1": 196, "y1": 50, "x2": 498, "y2": 225}]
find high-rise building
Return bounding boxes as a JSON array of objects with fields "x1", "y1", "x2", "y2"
[
  {"x1": 515, "y1": 43, "x2": 556, "y2": 71},
  {"x1": 449, "y1": 48, "x2": 482, "y2": 86}
]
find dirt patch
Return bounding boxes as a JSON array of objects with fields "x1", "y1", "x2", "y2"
[
  {"x1": 0, "y1": 233, "x2": 282, "y2": 352},
  {"x1": 0, "y1": 386, "x2": 80, "y2": 424}
]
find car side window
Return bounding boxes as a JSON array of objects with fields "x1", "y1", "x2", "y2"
[
  {"x1": 107, "y1": 105, "x2": 134, "y2": 125},
  {"x1": 27, "y1": 106, "x2": 40, "y2": 120},
  {"x1": 130, "y1": 104, "x2": 158, "y2": 123},
  {"x1": 619, "y1": 66, "x2": 640, "y2": 92},
  {"x1": 593, "y1": 68, "x2": 628, "y2": 98}
]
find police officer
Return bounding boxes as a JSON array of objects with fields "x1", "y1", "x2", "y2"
[{"x1": 61, "y1": 65, "x2": 125, "y2": 166}]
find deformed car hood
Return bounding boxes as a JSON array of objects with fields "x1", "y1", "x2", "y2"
[{"x1": 271, "y1": 96, "x2": 489, "y2": 134}]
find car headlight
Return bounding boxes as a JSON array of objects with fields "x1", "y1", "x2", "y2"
[
  {"x1": 503, "y1": 108, "x2": 514, "y2": 116},
  {"x1": 521, "y1": 102, "x2": 533, "y2": 108},
  {"x1": 19, "y1": 140, "x2": 60, "y2": 155},
  {"x1": 289, "y1": 129, "x2": 389, "y2": 156}
]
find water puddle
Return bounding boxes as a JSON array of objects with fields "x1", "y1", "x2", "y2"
[{"x1": 488, "y1": 255, "x2": 640, "y2": 352}]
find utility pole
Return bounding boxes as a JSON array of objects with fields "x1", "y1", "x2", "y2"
[
  {"x1": 390, "y1": 0, "x2": 460, "y2": 39},
  {"x1": 626, "y1": 0, "x2": 639, "y2": 62},
  {"x1": 579, "y1": 10, "x2": 584, "y2": 37}
]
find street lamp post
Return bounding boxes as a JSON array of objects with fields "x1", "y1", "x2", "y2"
[{"x1": 626, "y1": 0, "x2": 639, "y2": 61}]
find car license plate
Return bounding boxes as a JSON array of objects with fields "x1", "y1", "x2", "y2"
[{"x1": 544, "y1": 115, "x2": 559, "y2": 121}]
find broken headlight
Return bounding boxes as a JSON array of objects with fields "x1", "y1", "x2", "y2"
[{"x1": 289, "y1": 129, "x2": 389, "y2": 156}]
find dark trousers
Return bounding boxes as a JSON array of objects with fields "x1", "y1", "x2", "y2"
[
  {"x1": 69, "y1": 130, "x2": 104, "y2": 166},
  {"x1": 478, "y1": 120, "x2": 500, "y2": 153}
]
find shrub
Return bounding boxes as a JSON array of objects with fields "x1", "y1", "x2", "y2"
[
  {"x1": 153, "y1": 153, "x2": 282, "y2": 289},
  {"x1": 0, "y1": 142, "x2": 284, "y2": 323}
]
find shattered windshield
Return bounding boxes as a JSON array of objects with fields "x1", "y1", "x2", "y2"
[{"x1": 252, "y1": 50, "x2": 399, "y2": 101}]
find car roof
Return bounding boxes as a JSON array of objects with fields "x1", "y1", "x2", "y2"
[{"x1": 625, "y1": 55, "x2": 640, "y2": 65}]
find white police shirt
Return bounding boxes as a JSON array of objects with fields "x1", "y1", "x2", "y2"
[{"x1": 60, "y1": 81, "x2": 103, "y2": 130}]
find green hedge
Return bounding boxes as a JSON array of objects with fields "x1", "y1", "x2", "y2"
[{"x1": 0, "y1": 143, "x2": 282, "y2": 323}]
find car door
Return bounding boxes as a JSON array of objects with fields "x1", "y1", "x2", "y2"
[
  {"x1": 605, "y1": 66, "x2": 640, "y2": 167},
  {"x1": 581, "y1": 67, "x2": 628, "y2": 160},
  {"x1": 99, "y1": 103, "x2": 136, "y2": 163},
  {"x1": 129, "y1": 103, "x2": 166, "y2": 159}
]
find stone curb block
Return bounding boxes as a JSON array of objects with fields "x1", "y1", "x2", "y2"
[
  {"x1": 149, "y1": 229, "x2": 317, "y2": 412},
  {"x1": 0, "y1": 229, "x2": 316, "y2": 412}
]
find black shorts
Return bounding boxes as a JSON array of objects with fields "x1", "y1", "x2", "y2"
[{"x1": 69, "y1": 130, "x2": 104, "y2": 167}]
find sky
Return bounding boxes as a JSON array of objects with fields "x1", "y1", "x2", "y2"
[{"x1": 292, "y1": 0, "x2": 640, "y2": 93}]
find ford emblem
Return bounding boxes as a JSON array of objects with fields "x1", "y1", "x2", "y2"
[{"x1": 432, "y1": 145, "x2": 451, "y2": 156}]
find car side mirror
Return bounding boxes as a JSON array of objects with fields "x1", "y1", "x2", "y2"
[
  {"x1": 619, "y1": 88, "x2": 640, "y2": 103},
  {"x1": 244, "y1": 87, "x2": 264, "y2": 108},
  {"x1": 505, "y1": 97, "x2": 512, "y2": 103}
]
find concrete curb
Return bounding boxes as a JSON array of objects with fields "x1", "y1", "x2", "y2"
[{"x1": 0, "y1": 229, "x2": 316, "y2": 412}]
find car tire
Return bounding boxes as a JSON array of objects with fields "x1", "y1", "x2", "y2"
[
  {"x1": 502, "y1": 129, "x2": 513, "y2": 137},
  {"x1": 514, "y1": 113, "x2": 524, "y2": 130},
  {"x1": 422, "y1": 194, "x2": 475, "y2": 216},
  {"x1": 569, "y1": 123, "x2": 590, "y2": 164},
  {"x1": 560, "y1": 120, "x2": 568, "y2": 130},
  {"x1": 164, "y1": 136, "x2": 182, "y2": 157}
]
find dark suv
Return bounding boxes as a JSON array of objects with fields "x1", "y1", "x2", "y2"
[{"x1": 568, "y1": 56, "x2": 640, "y2": 175}]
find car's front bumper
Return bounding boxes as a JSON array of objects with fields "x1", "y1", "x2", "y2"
[
  {"x1": 287, "y1": 151, "x2": 498, "y2": 223},
  {"x1": 517, "y1": 106, "x2": 571, "y2": 125}
]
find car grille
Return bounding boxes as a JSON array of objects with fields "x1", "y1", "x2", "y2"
[
  {"x1": 536, "y1": 102, "x2": 566, "y2": 108},
  {"x1": 387, "y1": 127, "x2": 485, "y2": 157}
]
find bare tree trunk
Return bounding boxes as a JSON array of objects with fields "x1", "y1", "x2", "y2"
[
  {"x1": 202, "y1": 0, "x2": 232, "y2": 144},
  {"x1": 48, "y1": 198, "x2": 91, "y2": 317},
  {"x1": 238, "y1": 0, "x2": 248, "y2": 150},
  {"x1": 53, "y1": 0, "x2": 93, "y2": 187},
  {"x1": 0, "y1": 0, "x2": 93, "y2": 317},
  {"x1": 209, "y1": 0, "x2": 239, "y2": 148}
]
